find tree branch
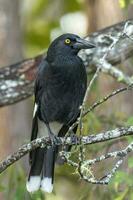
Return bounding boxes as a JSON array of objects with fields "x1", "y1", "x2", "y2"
[
  {"x1": 0, "y1": 126, "x2": 133, "y2": 174},
  {"x1": 0, "y1": 19, "x2": 133, "y2": 107}
]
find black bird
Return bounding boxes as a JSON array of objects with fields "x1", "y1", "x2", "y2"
[{"x1": 26, "y1": 33, "x2": 95, "y2": 193}]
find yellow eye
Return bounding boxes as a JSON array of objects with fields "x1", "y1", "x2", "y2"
[{"x1": 65, "y1": 38, "x2": 71, "y2": 44}]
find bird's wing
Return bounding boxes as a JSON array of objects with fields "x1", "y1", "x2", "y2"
[
  {"x1": 29, "y1": 103, "x2": 38, "y2": 164},
  {"x1": 29, "y1": 58, "x2": 49, "y2": 164}
]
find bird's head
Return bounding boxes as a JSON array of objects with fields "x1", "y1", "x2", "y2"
[{"x1": 47, "y1": 33, "x2": 95, "y2": 62}]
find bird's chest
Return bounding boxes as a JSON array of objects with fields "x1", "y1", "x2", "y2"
[
  {"x1": 46, "y1": 65, "x2": 85, "y2": 100},
  {"x1": 40, "y1": 62, "x2": 87, "y2": 123}
]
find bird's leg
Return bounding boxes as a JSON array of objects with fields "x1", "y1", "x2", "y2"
[{"x1": 46, "y1": 123, "x2": 59, "y2": 146}]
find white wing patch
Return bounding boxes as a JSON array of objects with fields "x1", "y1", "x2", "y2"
[
  {"x1": 50, "y1": 121, "x2": 63, "y2": 135},
  {"x1": 38, "y1": 118, "x2": 62, "y2": 137},
  {"x1": 38, "y1": 118, "x2": 48, "y2": 137},
  {"x1": 33, "y1": 103, "x2": 38, "y2": 118}
]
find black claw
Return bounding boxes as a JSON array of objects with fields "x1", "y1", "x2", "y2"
[
  {"x1": 70, "y1": 133, "x2": 77, "y2": 144},
  {"x1": 49, "y1": 134, "x2": 59, "y2": 147},
  {"x1": 53, "y1": 135, "x2": 59, "y2": 145}
]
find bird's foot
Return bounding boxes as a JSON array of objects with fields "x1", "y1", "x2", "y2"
[
  {"x1": 70, "y1": 133, "x2": 77, "y2": 144},
  {"x1": 52, "y1": 135, "x2": 59, "y2": 146},
  {"x1": 49, "y1": 133, "x2": 59, "y2": 147}
]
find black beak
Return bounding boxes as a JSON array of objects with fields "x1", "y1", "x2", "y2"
[{"x1": 73, "y1": 38, "x2": 96, "y2": 50}]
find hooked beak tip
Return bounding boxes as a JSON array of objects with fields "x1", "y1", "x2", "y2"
[{"x1": 74, "y1": 38, "x2": 96, "y2": 50}]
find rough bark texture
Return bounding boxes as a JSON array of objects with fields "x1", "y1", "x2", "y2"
[
  {"x1": 0, "y1": 56, "x2": 42, "y2": 106},
  {"x1": 0, "y1": 126, "x2": 132, "y2": 175}
]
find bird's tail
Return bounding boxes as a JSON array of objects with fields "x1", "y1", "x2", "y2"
[
  {"x1": 41, "y1": 146, "x2": 56, "y2": 193},
  {"x1": 26, "y1": 147, "x2": 56, "y2": 193}
]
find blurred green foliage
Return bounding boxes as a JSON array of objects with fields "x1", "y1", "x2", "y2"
[
  {"x1": 126, "y1": 116, "x2": 133, "y2": 126},
  {"x1": 23, "y1": 0, "x2": 83, "y2": 56},
  {"x1": 1, "y1": 0, "x2": 133, "y2": 199},
  {"x1": 119, "y1": 0, "x2": 133, "y2": 8}
]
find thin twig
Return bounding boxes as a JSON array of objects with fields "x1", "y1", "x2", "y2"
[{"x1": 83, "y1": 83, "x2": 133, "y2": 116}]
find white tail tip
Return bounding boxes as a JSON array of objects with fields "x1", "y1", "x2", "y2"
[
  {"x1": 41, "y1": 177, "x2": 53, "y2": 193},
  {"x1": 26, "y1": 176, "x2": 41, "y2": 193}
]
